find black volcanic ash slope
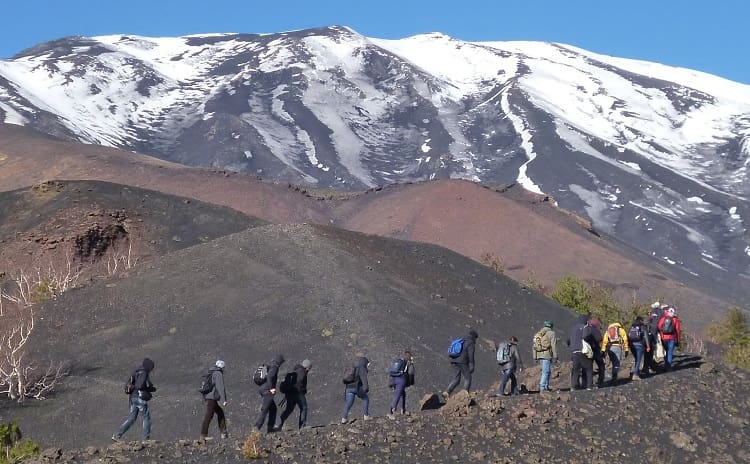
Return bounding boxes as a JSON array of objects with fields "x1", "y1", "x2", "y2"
[{"x1": 12, "y1": 223, "x2": 577, "y2": 447}]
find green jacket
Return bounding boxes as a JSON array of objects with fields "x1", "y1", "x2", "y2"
[{"x1": 533, "y1": 327, "x2": 557, "y2": 360}]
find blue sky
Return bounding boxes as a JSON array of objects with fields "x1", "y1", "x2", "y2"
[{"x1": 2, "y1": 0, "x2": 748, "y2": 84}]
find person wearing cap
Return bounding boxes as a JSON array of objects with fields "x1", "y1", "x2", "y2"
[
  {"x1": 112, "y1": 358, "x2": 157, "y2": 441},
  {"x1": 533, "y1": 321, "x2": 557, "y2": 392},
  {"x1": 278, "y1": 359, "x2": 312, "y2": 430},
  {"x1": 255, "y1": 354, "x2": 285, "y2": 433},
  {"x1": 657, "y1": 307, "x2": 682, "y2": 370},
  {"x1": 442, "y1": 329, "x2": 479, "y2": 397},
  {"x1": 588, "y1": 318, "x2": 606, "y2": 388},
  {"x1": 200, "y1": 360, "x2": 228, "y2": 439}
]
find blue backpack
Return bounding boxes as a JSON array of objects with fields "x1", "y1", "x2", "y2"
[
  {"x1": 389, "y1": 358, "x2": 407, "y2": 377},
  {"x1": 448, "y1": 338, "x2": 465, "y2": 358}
]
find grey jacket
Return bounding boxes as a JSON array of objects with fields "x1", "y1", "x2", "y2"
[
  {"x1": 344, "y1": 357, "x2": 369, "y2": 392},
  {"x1": 203, "y1": 368, "x2": 227, "y2": 402},
  {"x1": 499, "y1": 342, "x2": 524, "y2": 371}
]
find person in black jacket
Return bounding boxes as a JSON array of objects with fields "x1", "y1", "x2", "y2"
[
  {"x1": 278, "y1": 359, "x2": 312, "y2": 430},
  {"x1": 643, "y1": 310, "x2": 661, "y2": 374},
  {"x1": 341, "y1": 357, "x2": 371, "y2": 423},
  {"x1": 442, "y1": 329, "x2": 478, "y2": 398},
  {"x1": 254, "y1": 354, "x2": 284, "y2": 433},
  {"x1": 200, "y1": 360, "x2": 228, "y2": 439},
  {"x1": 589, "y1": 318, "x2": 605, "y2": 388},
  {"x1": 567, "y1": 315, "x2": 595, "y2": 390},
  {"x1": 112, "y1": 358, "x2": 157, "y2": 441}
]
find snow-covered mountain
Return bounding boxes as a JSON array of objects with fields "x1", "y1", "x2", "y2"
[{"x1": 1, "y1": 25, "x2": 750, "y2": 300}]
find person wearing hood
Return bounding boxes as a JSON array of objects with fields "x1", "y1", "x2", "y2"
[
  {"x1": 589, "y1": 318, "x2": 606, "y2": 388},
  {"x1": 567, "y1": 315, "x2": 595, "y2": 390},
  {"x1": 533, "y1": 321, "x2": 558, "y2": 392},
  {"x1": 254, "y1": 354, "x2": 285, "y2": 433},
  {"x1": 112, "y1": 358, "x2": 157, "y2": 441},
  {"x1": 442, "y1": 329, "x2": 479, "y2": 398},
  {"x1": 278, "y1": 359, "x2": 312, "y2": 430},
  {"x1": 200, "y1": 360, "x2": 228, "y2": 439},
  {"x1": 342, "y1": 356, "x2": 371, "y2": 423}
]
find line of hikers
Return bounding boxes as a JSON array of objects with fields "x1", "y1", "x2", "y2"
[{"x1": 110, "y1": 302, "x2": 682, "y2": 441}]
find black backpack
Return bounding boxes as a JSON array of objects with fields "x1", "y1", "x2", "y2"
[
  {"x1": 279, "y1": 371, "x2": 297, "y2": 394},
  {"x1": 253, "y1": 364, "x2": 268, "y2": 386},
  {"x1": 198, "y1": 370, "x2": 215, "y2": 395},
  {"x1": 628, "y1": 324, "x2": 643, "y2": 343},
  {"x1": 661, "y1": 316, "x2": 675, "y2": 335},
  {"x1": 123, "y1": 372, "x2": 136, "y2": 395},
  {"x1": 342, "y1": 366, "x2": 357, "y2": 384},
  {"x1": 389, "y1": 358, "x2": 407, "y2": 377}
]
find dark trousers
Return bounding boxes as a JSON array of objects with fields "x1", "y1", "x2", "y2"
[
  {"x1": 390, "y1": 375, "x2": 407, "y2": 412},
  {"x1": 200, "y1": 399, "x2": 226, "y2": 437},
  {"x1": 593, "y1": 351, "x2": 605, "y2": 386},
  {"x1": 279, "y1": 392, "x2": 308, "y2": 429},
  {"x1": 571, "y1": 352, "x2": 594, "y2": 389},
  {"x1": 254, "y1": 393, "x2": 277, "y2": 432},
  {"x1": 643, "y1": 342, "x2": 659, "y2": 373},
  {"x1": 498, "y1": 368, "x2": 518, "y2": 395},
  {"x1": 446, "y1": 362, "x2": 472, "y2": 394}
]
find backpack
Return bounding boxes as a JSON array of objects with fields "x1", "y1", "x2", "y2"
[
  {"x1": 496, "y1": 342, "x2": 512, "y2": 364},
  {"x1": 198, "y1": 370, "x2": 215, "y2": 395},
  {"x1": 608, "y1": 325, "x2": 621, "y2": 343},
  {"x1": 123, "y1": 373, "x2": 136, "y2": 395},
  {"x1": 389, "y1": 358, "x2": 407, "y2": 377},
  {"x1": 279, "y1": 371, "x2": 297, "y2": 394},
  {"x1": 253, "y1": 364, "x2": 268, "y2": 386},
  {"x1": 628, "y1": 324, "x2": 643, "y2": 343},
  {"x1": 533, "y1": 330, "x2": 551, "y2": 352},
  {"x1": 661, "y1": 316, "x2": 675, "y2": 335},
  {"x1": 447, "y1": 338, "x2": 465, "y2": 358},
  {"x1": 581, "y1": 339, "x2": 594, "y2": 359},
  {"x1": 342, "y1": 366, "x2": 357, "y2": 384}
]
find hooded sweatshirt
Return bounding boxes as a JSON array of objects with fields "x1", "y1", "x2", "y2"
[
  {"x1": 344, "y1": 357, "x2": 369, "y2": 392},
  {"x1": 203, "y1": 367, "x2": 227, "y2": 402},
  {"x1": 453, "y1": 330, "x2": 478, "y2": 370},
  {"x1": 568, "y1": 315, "x2": 594, "y2": 353},
  {"x1": 499, "y1": 341, "x2": 524, "y2": 371},
  {"x1": 258, "y1": 354, "x2": 285, "y2": 394},
  {"x1": 132, "y1": 357, "x2": 156, "y2": 401}
]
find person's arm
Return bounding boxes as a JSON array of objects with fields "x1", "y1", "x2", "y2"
[
  {"x1": 675, "y1": 318, "x2": 682, "y2": 345},
  {"x1": 550, "y1": 332, "x2": 558, "y2": 360},
  {"x1": 621, "y1": 327, "x2": 629, "y2": 347},
  {"x1": 601, "y1": 330, "x2": 609, "y2": 352},
  {"x1": 468, "y1": 340, "x2": 476, "y2": 373},
  {"x1": 360, "y1": 367, "x2": 369, "y2": 393},
  {"x1": 215, "y1": 371, "x2": 227, "y2": 404},
  {"x1": 515, "y1": 346, "x2": 524, "y2": 370}
]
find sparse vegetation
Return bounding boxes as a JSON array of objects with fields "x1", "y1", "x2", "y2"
[
  {"x1": 549, "y1": 275, "x2": 640, "y2": 324},
  {"x1": 241, "y1": 431, "x2": 266, "y2": 459},
  {"x1": 707, "y1": 307, "x2": 750, "y2": 369},
  {"x1": 0, "y1": 420, "x2": 39, "y2": 464},
  {"x1": 480, "y1": 252, "x2": 504, "y2": 274}
]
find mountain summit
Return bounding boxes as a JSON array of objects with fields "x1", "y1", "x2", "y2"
[{"x1": 1, "y1": 26, "x2": 749, "y2": 303}]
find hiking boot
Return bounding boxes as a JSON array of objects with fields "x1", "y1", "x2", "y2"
[
  {"x1": 340, "y1": 418, "x2": 348, "y2": 424},
  {"x1": 363, "y1": 415, "x2": 372, "y2": 421},
  {"x1": 441, "y1": 391, "x2": 450, "y2": 399},
  {"x1": 386, "y1": 413, "x2": 395, "y2": 420},
  {"x1": 220, "y1": 433, "x2": 228, "y2": 439},
  {"x1": 632, "y1": 374, "x2": 642, "y2": 381},
  {"x1": 111, "y1": 435, "x2": 120, "y2": 442}
]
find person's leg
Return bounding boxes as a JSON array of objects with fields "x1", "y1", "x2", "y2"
[
  {"x1": 357, "y1": 387, "x2": 370, "y2": 417},
  {"x1": 298, "y1": 394, "x2": 308, "y2": 429},
  {"x1": 254, "y1": 394, "x2": 273, "y2": 430},
  {"x1": 391, "y1": 376, "x2": 406, "y2": 411},
  {"x1": 539, "y1": 359, "x2": 551, "y2": 390},
  {"x1": 114, "y1": 397, "x2": 139, "y2": 438},
  {"x1": 201, "y1": 399, "x2": 216, "y2": 437},
  {"x1": 632, "y1": 345, "x2": 644, "y2": 377},
  {"x1": 594, "y1": 353, "x2": 605, "y2": 387},
  {"x1": 279, "y1": 394, "x2": 297, "y2": 428},
  {"x1": 571, "y1": 353, "x2": 583, "y2": 389},
  {"x1": 342, "y1": 389, "x2": 356, "y2": 419},
  {"x1": 139, "y1": 399, "x2": 151, "y2": 440},
  {"x1": 499, "y1": 369, "x2": 512, "y2": 395},
  {"x1": 582, "y1": 357, "x2": 594, "y2": 389},
  {"x1": 461, "y1": 363, "x2": 473, "y2": 392},
  {"x1": 666, "y1": 339, "x2": 676, "y2": 368},
  {"x1": 445, "y1": 363, "x2": 462, "y2": 395},
  {"x1": 400, "y1": 386, "x2": 407, "y2": 413},
  {"x1": 216, "y1": 403, "x2": 227, "y2": 436},
  {"x1": 510, "y1": 370, "x2": 518, "y2": 395},
  {"x1": 267, "y1": 398, "x2": 278, "y2": 432}
]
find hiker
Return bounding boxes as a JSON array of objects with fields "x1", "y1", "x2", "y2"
[
  {"x1": 342, "y1": 357, "x2": 371, "y2": 423},
  {"x1": 443, "y1": 329, "x2": 479, "y2": 397},
  {"x1": 602, "y1": 321, "x2": 629, "y2": 384},
  {"x1": 491, "y1": 336, "x2": 524, "y2": 397},
  {"x1": 628, "y1": 317, "x2": 650, "y2": 380},
  {"x1": 200, "y1": 360, "x2": 228, "y2": 439},
  {"x1": 387, "y1": 351, "x2": 415, "y2": 419},
  {"x1": 567, "y1": 315, "x2": 595, "y2": 390},
  {"x1": 643, "y1": 310, "x2": 661, "y2": 374},
  {"x1": 112, "y1": 358, "x2": 157, "y2": 441},
  {"x1": 278, "y1": 359, "x2": 312, "y2": 430},
  {"x1": 254, "y1": 355, "x2": 285, "y2": 433},
  {"x1": 532, "y1": 320, "x2": 557, "y2": 392},
  {"x1": 588, "y1": 318, "x2": 606, "y2": 388},
  {"x1": 657, "y1": 307, "x2": 682, "y2": 370}
]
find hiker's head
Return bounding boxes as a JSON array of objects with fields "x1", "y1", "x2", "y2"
[
  {"x1": 403, "y1": 351, "x2": 413, "y2": 361},
  {"x1": 589, "y1": 317, "x2": 601, "y2": 329},
  {"x1": 661, "y1": 304, "x2": 669, "y2": 310},
  {"x1": 215, "y1": 360, "x2": 225, "y2": 369},
  {"x1": 302, "y1": 359, "x2": 312, "y2": 370},
  {"x1": 509, "y1": 336, "x2": 519, "y2": 344},
  {"x1": 142, "y1": 358, "x2": 155, "y2": 372},
  {"x1": 543, "y1": 320, "x2": 553, "y2": 328},
  {"x1": 468, "y1": 329, "x2": 479, "y2": 340},
  {"x1": 651, "y1": 301, "x2": 661, "y2": 310},
  {"x1": 273, "y1": 354, "x2": 286, "y2": 366},
  {"x1": 651, "y1": 312, "x2": 659, "y2": 319},
  {"x1": 635, "y1": 316, "x2": 643, "y2": 323},
  {"x1": 667, "y1": 307, "x2": 676, "y2": 316}
]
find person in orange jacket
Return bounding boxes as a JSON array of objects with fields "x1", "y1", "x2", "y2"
[
  {"x1": 657, "y1": 307, "x2": 682, "y2": 370},
  {"x1": 601, "y1": 322, "x2": 629, "y2": 384}
]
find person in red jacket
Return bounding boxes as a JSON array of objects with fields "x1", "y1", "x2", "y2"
[{"x1": 657, "y1": 307, "x2": 682, "y2": 370}]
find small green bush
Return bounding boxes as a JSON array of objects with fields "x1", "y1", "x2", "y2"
[
  {"x1": 707, "y1": 307, "x2": 750, "y2": 370},
  {"x1": 0, "y1": 420, "x2": 40, "y2": 464}
]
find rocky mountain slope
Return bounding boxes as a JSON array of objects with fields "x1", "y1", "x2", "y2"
[{"x1": 1, "y1": 26, "x2": 749, "y2": 304}]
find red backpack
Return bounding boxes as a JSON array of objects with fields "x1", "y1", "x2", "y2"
[{"x1": 608, "y1": 325, "x2": 621, "y2": 343}]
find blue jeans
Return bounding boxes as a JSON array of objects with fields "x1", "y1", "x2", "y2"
[
  {"x1": 498, "y1": 368, "x2": 518, "y2": 395},
  {"x1": 606, "y1": 346, "x2": 623, "y2": 380},
  {"x1": 631, "y1": 343, "x2": 645, "y2": 375},
  {"x1": 115, "y1": 395, "x2": 151, "y2": 439},
  {"x1": 390, "y1": 375, "x2": 407, "y2": 412},
  {"x1": 342, "y1": 387, "x2": 369, "y2": 419},
  {"x1": 539, "y1": 359, "x2": 551, "y2": 390},
  {"x1": 664, "y1": 339, "x2": 676, "y2": 367}
]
